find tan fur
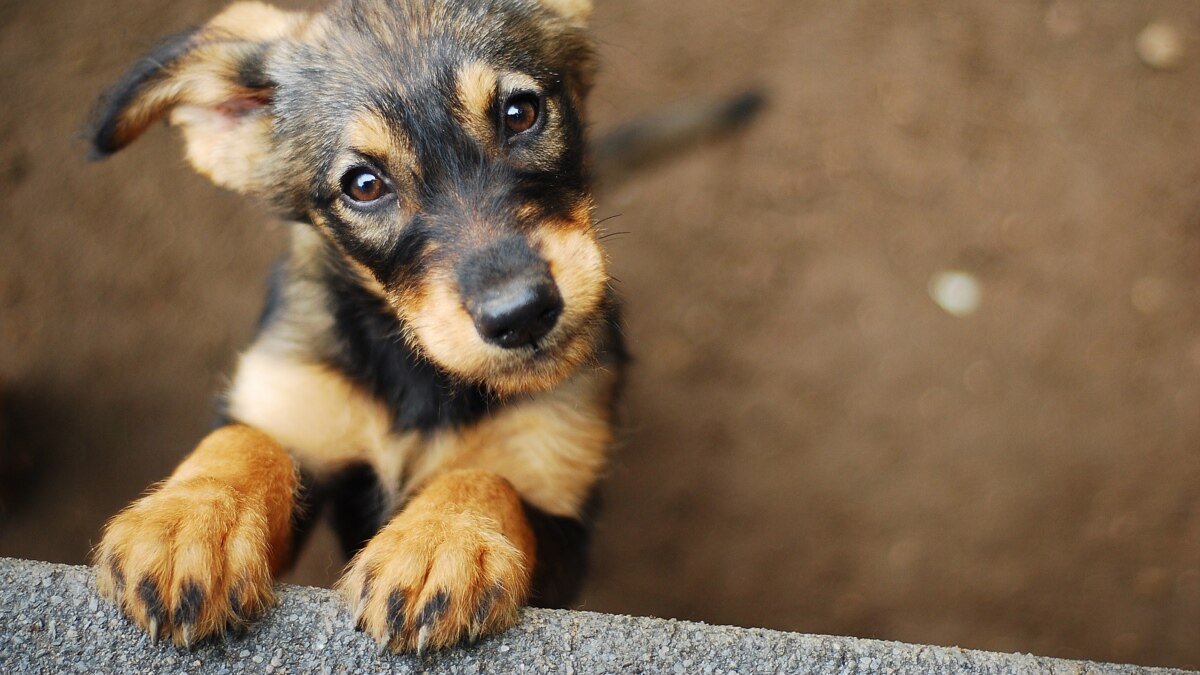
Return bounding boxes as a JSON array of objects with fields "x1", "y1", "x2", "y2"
[
  {"x1": 226, "y1": 349, "x2": 419, "y2": 500},
  {"x1": 105, "y1": 42, "x2": 260, "y2": 156},
  {"x1": 499, "y1": 70, "x2": 540, "y2": 95},
  {"x1": 403, "y1": 270, "x2": 601, "y2": 395},
  {"x1": 93, "y1": 425, "x2": 298, "y2": 646},
  {"x1": 345, "y1": 111, "x2": 395, "y2": 160},
  {"x1": 401, "y1": 212, "x2": 607, "y2": 396},
  {"x1": 416, "y1": 364, "x2": 617, "y2": 517},
  {"x1": 533, "y1": 216, "x2": 608, "y2": 341},
  {"x1": 206, "y1": 1, "x2": 310, "y2": 41},
  {"x1": 227, "y1": 342, "x2": 613, "y2": 518},
  {"x1": 539, "y1": 0, "x2": 592, "y2": 24},
  {"x1": 404, "y1": 269, "x2": 498, "y2": 380},
  {"x1": 110, "y1": 4, "x2": 313, "y2": 191},
  {"x1": 171, "y1": 102, "x2": 275, "y2": 192},
  {"x1": 455, "y1": 61, "x2": 499, "y2": 149},
  {"x1": 344, "y1": 110, "x2": 416, "y2": 180},
  {"x1": 337, "y1": 469, "x2": 534, "y2": 653}
]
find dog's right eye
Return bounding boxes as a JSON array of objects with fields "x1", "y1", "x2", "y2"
[
  {"x1": 501, "y1": 92, "x2": 541, "y2": 137},
  {"x1": 340, "y1": 168, "x2": 390, "y2": 204}
]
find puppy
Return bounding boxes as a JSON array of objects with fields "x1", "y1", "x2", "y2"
[{"x1": 90, "y1": 0, "x2": 620, "y2": 654}]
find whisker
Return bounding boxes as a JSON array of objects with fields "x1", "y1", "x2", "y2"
[
  {"x1": 587, "y1": 213, "x2": 625, "y2": 235},
  {"x1": 593, "y1": 213, "x2": 624, "y2": 228}
]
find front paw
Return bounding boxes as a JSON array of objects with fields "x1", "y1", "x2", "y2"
[
  {"x1": 94, "y1": 478, "x2": 276, "y2": 646},
  {"x1": 337, "y1": 510, "x2": 531, "y2": 654}
]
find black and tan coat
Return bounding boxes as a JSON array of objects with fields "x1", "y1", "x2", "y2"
[{"x1": 90, "y1": 0, "x2": 622, "y2": 654}]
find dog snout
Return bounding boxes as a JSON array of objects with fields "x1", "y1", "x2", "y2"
[
  {"x1": 471, "y1": 274, "x2": 562, "y2": 349},
  {"x1": 459, "y1": 236, "x2": 564, "y2": 349}
]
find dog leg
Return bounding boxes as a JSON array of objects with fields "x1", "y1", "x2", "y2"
[
  {"x1": 338, "y1": 469, "x2": 534, "y2": 654},
  {"x1": 94, "y1": 424, "x2": 298, "y2": 646}
]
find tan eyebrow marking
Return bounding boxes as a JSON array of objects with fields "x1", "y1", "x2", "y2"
[
  {"x1": 497, "y1": 71, "x2": 540, "y2": 97},
  {"x1": 457, "y1": 61, "x2": 499, "y2": 119},
  {"x1": 340, "y1": 110, "x2": 419, "y2": 210},
  {"x1": 455, "y1": 61, "x2": 499, "y2": 148},
  {"x1": 346, "y1": 110, "x2": 399, "y2": 161}
]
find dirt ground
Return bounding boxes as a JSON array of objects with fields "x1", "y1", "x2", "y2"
[{"x1": 2, "y1": 0, "x2": 1199, "y2": 668}]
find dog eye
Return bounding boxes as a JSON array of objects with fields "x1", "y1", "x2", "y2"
[
  {"x1": 340, "y1": 167, "x2": 389, "y2": 204},
  {"x1": 502, "y1": 93, "x2": 541, "y2": 136}
]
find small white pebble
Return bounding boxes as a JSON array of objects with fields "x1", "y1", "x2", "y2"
[
  {"x1": 238, "y1": 650, "x2": 251, "y2": 659},
  {"x1": 499, "y1": 644, "x2": 511, "y2": 653},
  {"x1": 929, "y1": 270, "x2": 983, "y2": 317},
  {"x1": 88, "y1": 598, "x2": 98, "y2": 612},
  {"x1": 1136, "y1": 21, "x2": 1185, "y2": 70}
]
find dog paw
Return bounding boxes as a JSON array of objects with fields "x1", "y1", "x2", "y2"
[
  {"x1": 338, "y1": 509, "x2": 531, "y2": 654},
  {"x1": 94, "y1": 477, "x2": 276, "y2": 647}
]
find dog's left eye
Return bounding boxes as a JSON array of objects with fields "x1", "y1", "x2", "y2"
[
  {"x1": 340, "y1": 168, "x2": 389, "y2": 204},
  {"x1": 502, "y1": 92, "x2": 541, "y2": 137}
]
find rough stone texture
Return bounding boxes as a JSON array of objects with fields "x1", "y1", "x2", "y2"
[{"x1": 0, "y1": 558, "x2": 1189, "y2": 675}]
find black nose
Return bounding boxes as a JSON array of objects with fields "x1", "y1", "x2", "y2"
[{"x1": 470, "y1": 276, "x2": 563, "y2": 349}]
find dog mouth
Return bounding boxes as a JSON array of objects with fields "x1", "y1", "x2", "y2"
[
  {"x1": 494, "y1": 318, "x2": 582, "y2": 365},
  {"x1": 480, "y1": 316, "x2": 598, "y2": 392}
]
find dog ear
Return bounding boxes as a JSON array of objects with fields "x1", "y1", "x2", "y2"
[
  {"x1": 539, "y1": 0, "x2": 592, "y2": 24},
  {"x1": 88, "y1": 2, "x2": 309, "y2": 193}
]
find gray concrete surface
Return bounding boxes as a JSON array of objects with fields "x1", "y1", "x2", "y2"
[{"x1": 0, "y1": 558, "x2": 1190, "y2": 675}]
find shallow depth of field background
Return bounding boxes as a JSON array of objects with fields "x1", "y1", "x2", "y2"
[{"x1": 2, "y1": 0, "x2": 1199, "y2": 668}]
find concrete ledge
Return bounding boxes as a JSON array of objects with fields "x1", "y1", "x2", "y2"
[{"x1": 0, "y1": 558, "x2": 1188, "y2": 674}]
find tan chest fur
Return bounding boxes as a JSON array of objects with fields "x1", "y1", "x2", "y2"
[{"x1": 226, "y1": 347, "x2": 615, "y2": 519}]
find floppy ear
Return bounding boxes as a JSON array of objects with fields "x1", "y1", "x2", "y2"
[
  {"x1": 88, "y1": 2, "x2": 309, "y2": 193},
  {"x1": 539, "y1": 0, "x2": 592, "y2": 24}
]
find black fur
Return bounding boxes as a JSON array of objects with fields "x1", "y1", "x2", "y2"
[
  {"x1": 286, "y1": 466, "x2": 328, "y2": 567},
  {"x1": 235, "y1": 47, "x2": 276, "y2": 92},
  {"x1": 136, "y1": 577, "x2": 168, "y2": 626},
  {"x1": 323, "y1": 258, "x2": 498, "y2": 432},
  {"x1": 327, "y1": 462, "x2": 391, "y2": 558},
  {"x1": 522, "y1": 494, "x2": 598, "y2": 608}
]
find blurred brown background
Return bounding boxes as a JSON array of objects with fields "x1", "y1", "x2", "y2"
[{"x1": 2, "y1": 0, "x2": 1199, "y2": 668}]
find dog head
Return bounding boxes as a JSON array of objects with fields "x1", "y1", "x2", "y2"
[{"x1": 91, "y1": 0, "x2": 608, "y2": 396}]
